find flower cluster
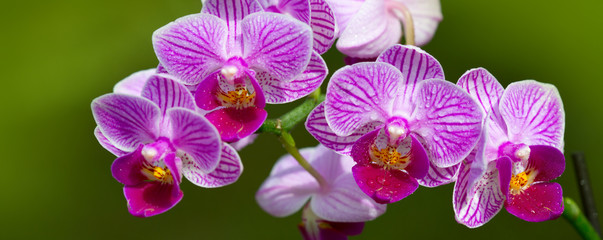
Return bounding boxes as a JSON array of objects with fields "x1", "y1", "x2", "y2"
[{"x1": 91, "y1": 0, "x2": 567, "y2": 238}]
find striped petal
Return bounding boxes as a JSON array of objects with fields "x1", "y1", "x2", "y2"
[
  {"x1": 153, "y1": 13, "x2": 227, "y2": 85},
  {"x1": 306, "y1": 103, "x2": 383, "y2": 155},
  {"x1": 499, "y1": 80, "x2": 565, "y2": 150},
  {"x1": 325, "y1": 62, "x2": 402, "y2": 136},
  {"x1": 183, "y1": 143, "x2": 243, "y2": 187},
  {"x1": 377, "y1": 45, "x2": 444, "y2": 115},
  {"x1": 417, "y1": 160, "x2": 459, "y2": 187},
  {"x1": 309, "y1": 0, "x2": 336, "y2": 54},
  {"x1": 453, "y1": 158, "x2": 507, "y2": 228},
  {"x1": 257, "y1": 51, "x2": 326, "y2": 103},
  {"x1": 94, "y1": 127, "x2": 128, "y2": 157},
  {"x1": 409, "y1": 79, "x2": 483, "y2": 168},
  {"x1": 457, "y1": 68, "x2": 508, "y2": 160},
  {"x1": 242, "y1": 12, "x2": 313, "y2": 82},
  {"x1": 202, "y1": 0, "x2": 263, "y2": 55},
  {"x1": 167, "y1": 108, "x2": 222, "y2": 173},
  {"x1": 142, "y1": 75, "x2": 195, "y2": 117},
  {"x1": 92, "y1": 94, "x2": 160, "y2": 152}
]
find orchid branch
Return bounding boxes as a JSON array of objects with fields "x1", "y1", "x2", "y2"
[
  {"x1": 257, "y1": 92, "x2": 325, "y2": 135},
  {"x1": 278, "y1": 130, "x2": 327, "y2": 187},
  {"x1": 563, "y1": 197, "x2": 602, "y2": 240}
]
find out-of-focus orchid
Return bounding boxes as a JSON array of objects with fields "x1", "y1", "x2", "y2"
[
  {"x1": 153, "y1": 0, "x2": 326, "y2": 142},
  {"x1": 453, "y1": 68, "x2": 565, "y2": 227},
  {"x1": 258, "y1": 0, "x2": 337, "y2": 54},
  {"x1": 256, "y1": 144, "x2": 386, "y2": 239},
  {"x1": 306, "y1": 45, "x2": 483, "y2": 203},
  {"x1": 328, "y1": 0, "x2": 442, "y2": 58},
  {"x1": 92, "y1": 74, "x2": 243, "y2": 217}
]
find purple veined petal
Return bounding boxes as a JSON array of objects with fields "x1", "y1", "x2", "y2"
[
  {"x1": 114, "y1": 69, "x2": 155, "y2": 96},
  {"x1": 527, "y1": 145, "x2": 565, "y2": 182},
  {"x1": 111, "y1": 145, "x2": 147, "y2": 186},
  {"x1": 167, "y1": 108, "x2": 222, "y2": 173},
  {"x1": 92, "y1": 94, "x2": 160, "y2": 152},
  {"x1": 309, "y1": 0, "x2": 336, "y2": 54},
  {"x1": 505, "y1": 182, "x2": 564, "y2": 222},
  {"x1": 417, "y1": 160, "x2": 459, "y2": 187},
  {"x1": 457, "y1": 68, "x2": 508, "y2": 158},
  {"x1": 271, "y1": 0, "x2": 311, "y2": 24},
  {"x1": 153, "y1": 13, "x2": 227, "y2": 85},
  {"x1": 453, "y1": 159, "x2": 507, "y2": 228},
  {"x1": 499, "y1": 80, "x2": 565, "y2": 150},
  {"x1": 453, "y1": 122, "x2": 488, "y2": 190},
  {"x1": 94, "y1": 127, "x2": 128, "y2": 157},
  {"x1": 202, "y1": 0, "x2": 263, "y2": 55},
  {"x1": 306, "y1": 103, "x2": 383, "y2": 155},
  {"x1": 123, "y1": 181, "x2": 183, "y2": 218},
  {"x1": 336, "y1": 0, "x2": 401, "y2": 58},
  {"x1": 377, "y1": 44, "x2": 444, "y2": 115},
  {"x1": 230, "y1": 134, "x2": 258, "y2": 151},
  {"x1": 325, "y1": 62, "x2": 402, "y2": 136},
  {"x1": 409, "y1": 79, "x2": 484, "y2": 168},
  {"x1": 142, "y1": 75, "x2": 196, "y2": 117},
  {"x1": 182, "y1": 143, "x2": 243, "y2": 187},
  {"x1": 325, "y1": 0, "x2": 363, "y2": 36},
  {"x1": 257, "y1": 51, "x2": 326, "y2": 104},
  {"x1": 205, "y1": 107, "x2": 268, "y2": 142},
  {"x1": 396, "y1": 0, "x2": 442, "y2": 46},
  {"x1": 241, "y1": 12, "x2": 313, "y2": 82},
  {"x1": 457, "y1": 68, "x2": 503, "y2": 119},
  {"x1": 256, "y1": 148, "x2": 320, "y2": 217},
  {"x1": 352, "y1": 164, "x2": 418, "y2": 204}
]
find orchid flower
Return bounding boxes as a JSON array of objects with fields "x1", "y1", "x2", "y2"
[
  {"x1": 453, "y1": 68, "x2": 565, "y2": 227},
  {"x1": 153, "y1": 0, "x2": 326, "y2": 142},
  {"x1": 258, "y1": 0, "x2": 337, "y2": 54},
  {"x1": 328, "y1": 0, "x2": 442, "y2": 58},
  {"x1": 256, "y1": 144, "x2": 386, "y2": 240},
  {"x1": 92, "y1": 73, "x2": 243, "y2": 217},
  {"x1": 306, "y1": 45, "x2": 483, "y2": 203}
]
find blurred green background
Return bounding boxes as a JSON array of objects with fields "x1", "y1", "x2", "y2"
[{"x1": 1, "y1": 0, "x2": 601, "y2": 239}]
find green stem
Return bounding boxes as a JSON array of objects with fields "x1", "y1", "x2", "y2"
[
  {"x1": 563, "y1": 197, "x2": 602, "y2": 240},
  {"x1": 257, "y1": 93, "x2": 325, "y2": 135},
  {"x1": 278, "y1": 131, "x2": 327, "y2": 187}
]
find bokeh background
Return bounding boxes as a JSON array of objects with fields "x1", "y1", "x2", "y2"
[{"x1": 2, "y1": 0, "x2": 601, "y2": 239}]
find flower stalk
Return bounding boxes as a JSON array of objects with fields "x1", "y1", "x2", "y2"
[
  {"x1": 258, "y1": 93, "x2": 325, "y2": 135},
  {"x1": 278, "y1": 130, "x2": 327, "y2": 187},
  {"x1": 563, "y1": 197, "x2": 602, "y2": 240},
  {"x1": 572, "y1": 152, "x2": 602, "y2": 236},
  {"x1": 389, "y1": 1, "x2": 415, "y2": 46}
]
